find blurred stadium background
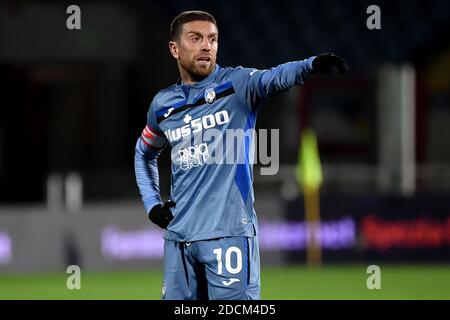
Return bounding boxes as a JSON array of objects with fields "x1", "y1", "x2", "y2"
[{"x1": 0, "y1": 0, "x2": 449, "y2": 299}]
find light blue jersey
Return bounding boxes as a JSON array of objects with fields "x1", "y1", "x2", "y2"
[{"x1": 135, "y1": 58, "x2": 315, "y2": 242}]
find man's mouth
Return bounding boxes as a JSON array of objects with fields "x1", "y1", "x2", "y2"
[{"x1": 196, "y1": 56, "x2": 211, "y2": 62}]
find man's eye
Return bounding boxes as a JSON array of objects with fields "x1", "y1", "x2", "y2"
[{"x1": 192, "y1": 36, "x2": 200, "y2": 42}]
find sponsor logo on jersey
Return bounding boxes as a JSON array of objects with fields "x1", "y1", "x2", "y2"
[
  {"x1": 177, "y1": 143, "x2": 210, "y2": 171},
  {"x1": 164, "y1": 110, "x2": 230, "y2": 143}
]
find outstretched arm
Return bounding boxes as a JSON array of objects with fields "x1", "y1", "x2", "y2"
[
  {"x1": 260, "y1": 53, "x2": 349, "y2": 97},
  {"x1": 232, "y1": 53, "x2": 349, "y2": 108}
]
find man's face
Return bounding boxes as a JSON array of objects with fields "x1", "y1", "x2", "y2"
[{"x1": 169, "y1": 20, "x2": 218, "y2": 82}]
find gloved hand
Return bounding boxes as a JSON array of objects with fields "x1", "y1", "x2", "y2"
[
  {"x1": 148, "y1": 200, "x2": 176, "y2": 229},
  {"x1": 312, "y1": 53, "x2": 349, "y2": 75}
]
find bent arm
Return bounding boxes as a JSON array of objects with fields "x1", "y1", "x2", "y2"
[{"x1": 134, "y1": 137, "x2": 164, "y2": 214}]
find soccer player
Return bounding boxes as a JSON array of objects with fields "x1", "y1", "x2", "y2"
[{"x1": 134, "y1": 10, "x2": 348, "y2": 300}]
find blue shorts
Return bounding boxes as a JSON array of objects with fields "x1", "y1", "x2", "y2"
[{"x1": 162, "y1": 235, "x2": 260, "y2": 300}]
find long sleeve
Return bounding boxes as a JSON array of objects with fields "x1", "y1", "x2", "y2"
[
  {"x1": 231, "y1": 56, "x2": 316, "y2": 110},
  {"x1": 134, "y1": 98, "x2": 168, "y2": 215},
  {"x1": 259, "y1": 57, "x2": 315, "y2": 96},
  {"x1": 134, "y1": 137, "x2": 165, "y2": 214}
]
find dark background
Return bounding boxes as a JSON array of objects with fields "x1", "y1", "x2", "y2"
[{"x1": 1, "y1": 0, "x2": 449, "y2": 204}]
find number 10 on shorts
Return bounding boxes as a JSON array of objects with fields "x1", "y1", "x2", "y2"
[{"x1": 213, "y1": 247, "x2": 242, "y2": 275}]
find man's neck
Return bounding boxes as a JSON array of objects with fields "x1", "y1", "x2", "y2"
[{"x1": 178, "y1": 65, "x2": 213, "y2": 85}]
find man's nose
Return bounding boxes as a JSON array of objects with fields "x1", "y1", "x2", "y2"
[{"x1": 200, "y1": 38, "x2": 212, "y2": 51}]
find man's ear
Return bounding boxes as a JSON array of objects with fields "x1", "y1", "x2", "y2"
[{"x1": 169, "y1": 41, "x2": 179, "y2": 59}]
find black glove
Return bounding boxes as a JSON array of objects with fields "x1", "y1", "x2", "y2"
[
  {"x1": 312, "y1": 53, "x2": 349, "y2": 75},
  {"x1": 148, "y1": 200, "x2": 176, "y2": 229}
]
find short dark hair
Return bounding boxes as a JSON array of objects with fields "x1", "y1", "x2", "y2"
[{"x1": 170, "y1": 10, "x2": 218, "y2": 41}]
